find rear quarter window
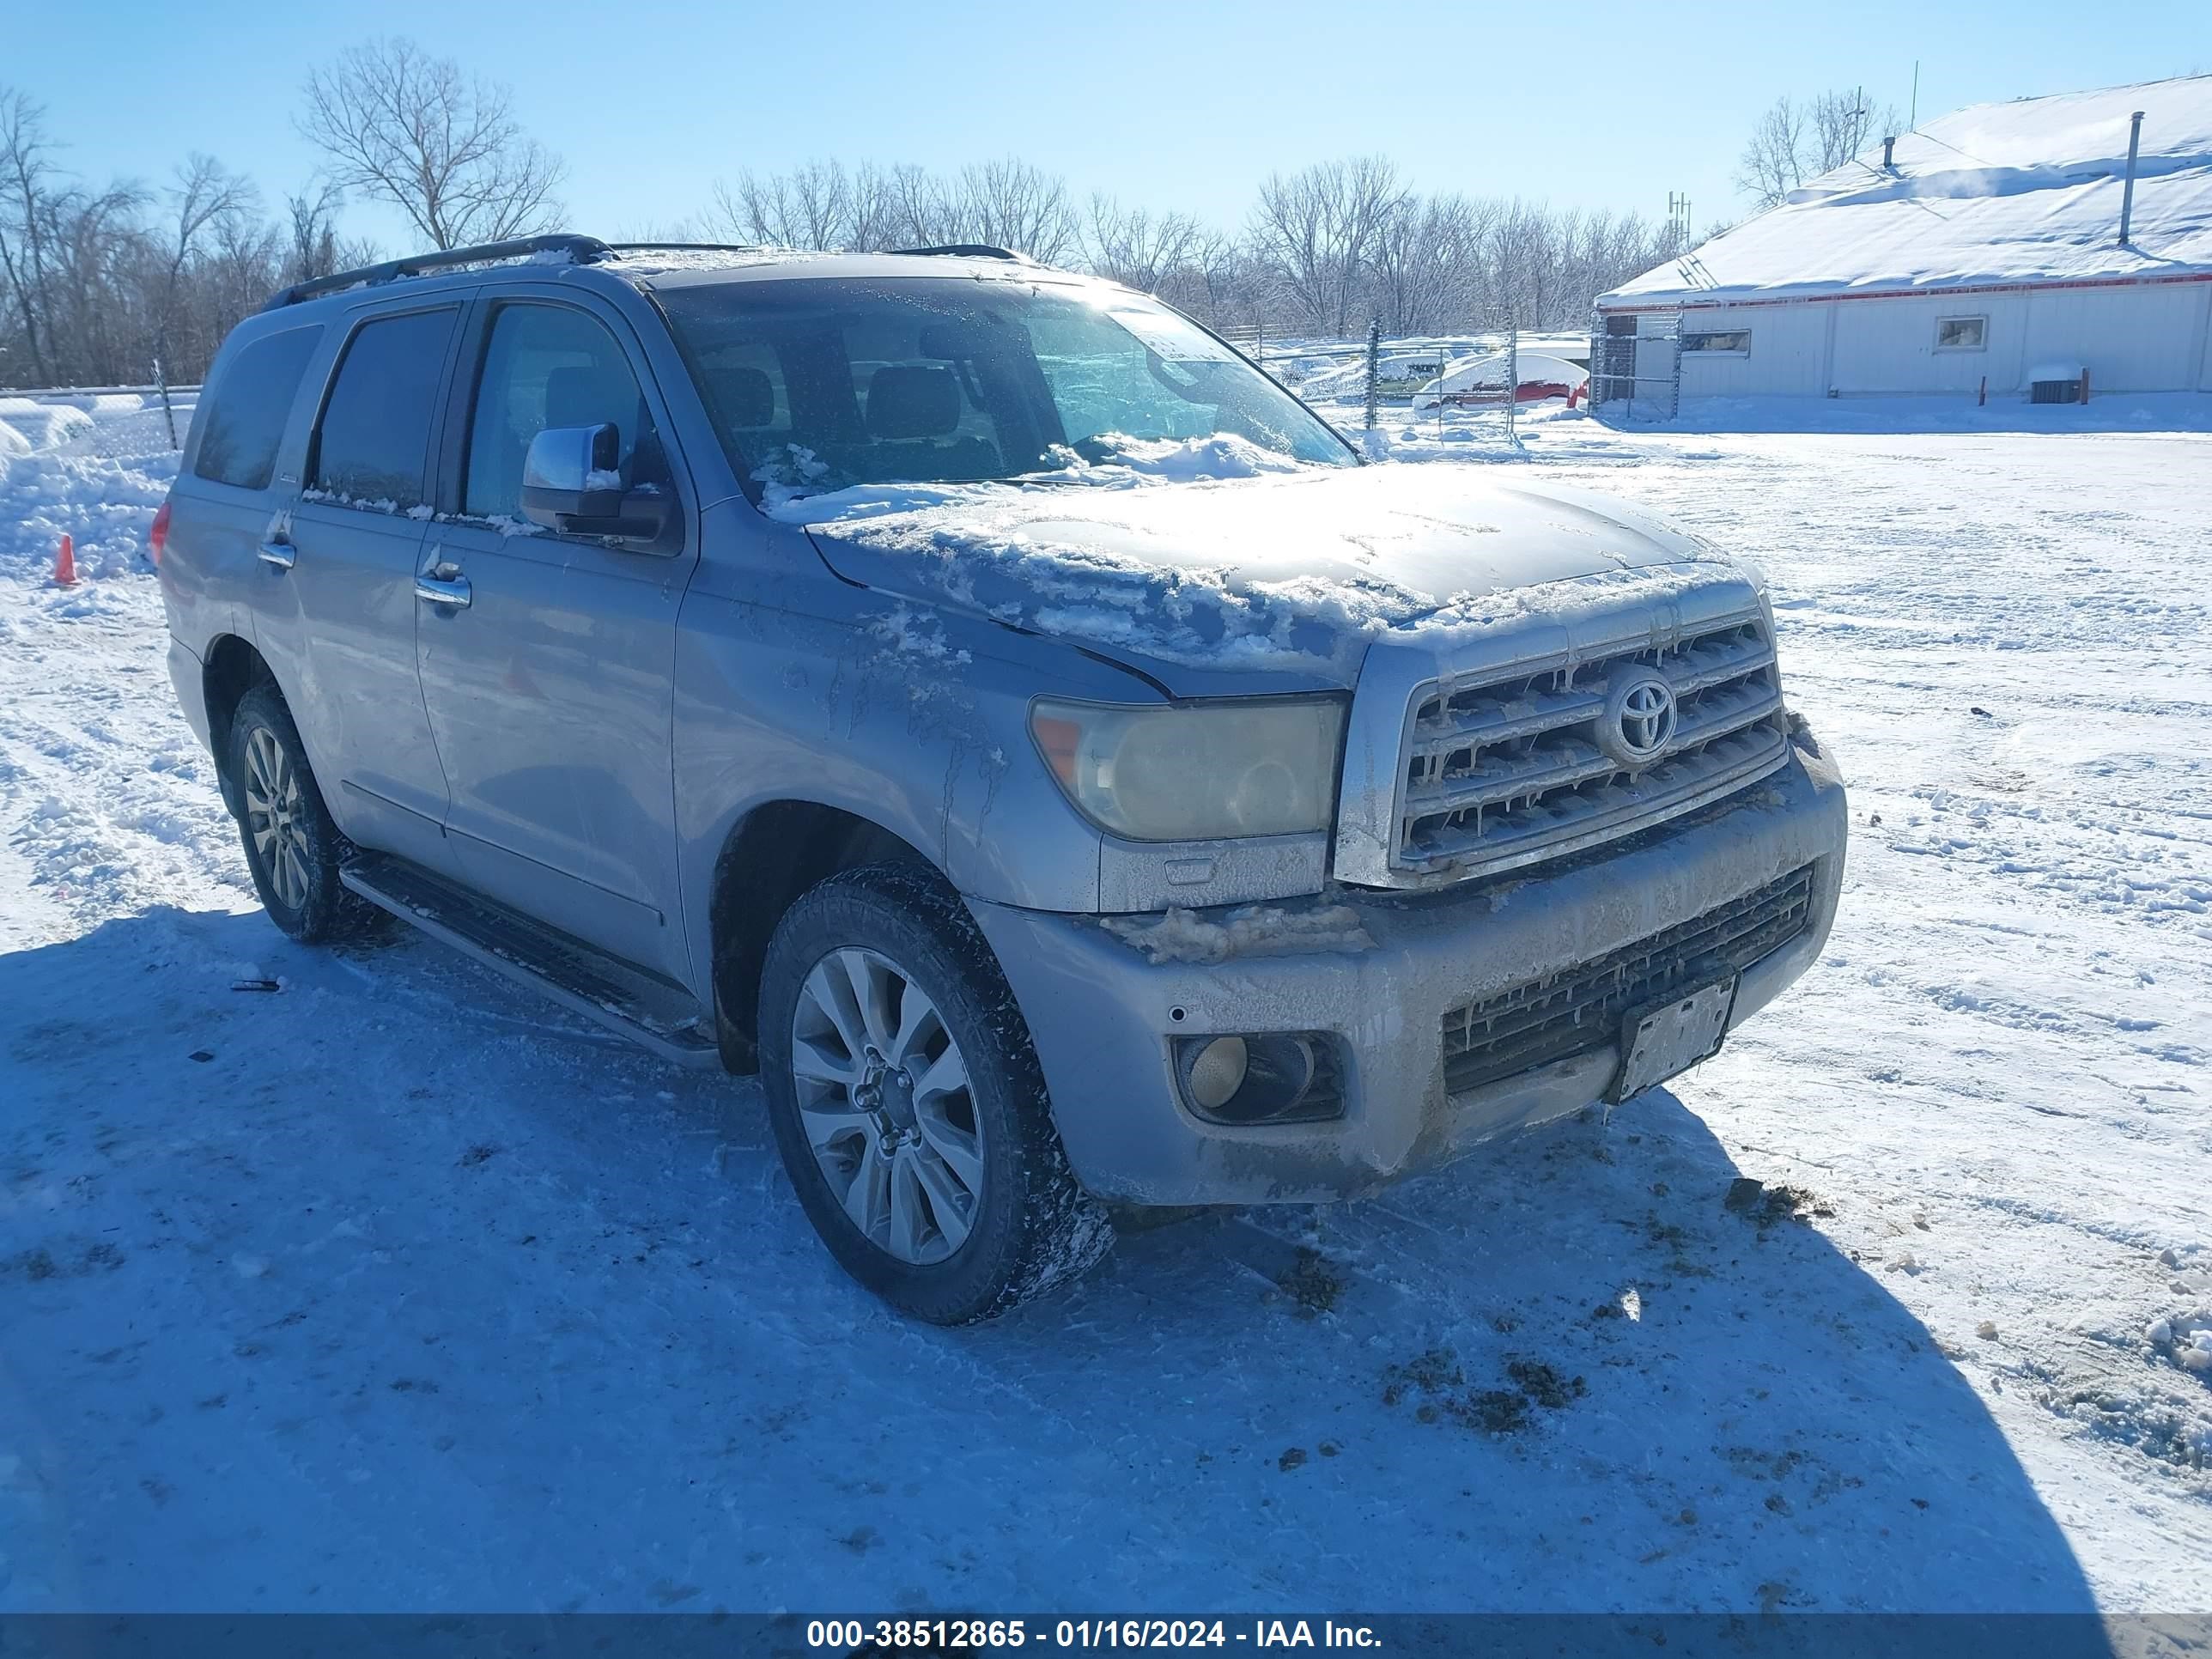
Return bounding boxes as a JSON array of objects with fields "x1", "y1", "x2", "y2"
[
  {"x1": 192, "y1": 325, "x2": 324, "y2": 491},
  {"x1": 309, "y1": 307, "x2": 460, "y2": 509}
]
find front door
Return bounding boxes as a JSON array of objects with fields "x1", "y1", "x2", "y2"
[
  {"x1": 253, "y1": 302, "x2": 465, "y2": 878},
  {"x1": 413, "y1": 293, "x2": 695, "y2": 982}
]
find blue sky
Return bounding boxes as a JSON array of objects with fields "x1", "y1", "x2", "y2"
[{"x1": 14, "y1": 0, "x2": 2208, "y2": 252}]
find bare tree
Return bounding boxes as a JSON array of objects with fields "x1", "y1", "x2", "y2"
[
  {"x1": 1736, "y1": 95, "x2": 1809, "y2": 210},
  {"x1": 1082, "y1": 194, "x2": 1201, "y2": 294},
  {"x1": 712, "y1": 155, "x2": 1079, "y2": 258},
  {"x1": 1739, "y1": 88, "x2": 1905, "y2": 210},
  {"x1": 711, "y1": 161, "x2": 854, "y2": 249},
  {"x1": 842, "y1": 162, "x2": 905, "y2": 252},
  {"x1": 297, "y1": 38, "x2": 565, "y2": 249},
  {"x1": 944, "y1": 158, "x2": 1077, "y2": 261},
  {"x1": 1367, "y1": 192, "x2": 1490, "y2": 334},
  {"x1": 1249, "y1": 156, "x2": 1403, "y2": 336},
  {"x1": 283, "y1": 181, "x2": 346, "y2": 283},
  {"x1": 155, "y1": 155, "x2": 257, "y2": 362},
  {"x1": 1809, "y1": 88, "x2": 1902, "y2": 173},
  {"x1": 1183, "y1": 229, "x2": 1253, "y2": 326},
  {"x1": 45, "y1": 180, "x2": 151, "y2": 384},
  {"x1": 0, "y1": 88, "x2": 58, "y2": 382},
  {"x1": 883, "y1": 164, "x2": 948, "y2": 247},
  {"x1": 1, "y1": 76, "x2": 1699, "y2": 391}
]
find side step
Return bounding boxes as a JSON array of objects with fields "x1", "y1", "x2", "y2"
[{"x1": 340, "y1": 852, "x2": 721, "y2": 1071}]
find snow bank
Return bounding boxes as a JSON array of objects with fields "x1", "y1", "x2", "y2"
[
  {"x1": 0, "y1": 400, "x2": 96, "y2": 456},
  {"x1": 0, "y1": 449, "x2": 173, "y2": 580}
]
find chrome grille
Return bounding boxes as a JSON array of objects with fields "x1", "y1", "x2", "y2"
[
  {"x1": 1397, "y1": 610, "x2": 1789, "y2": 879},
  {"x1": 1440, "y1": 864, "x2": 1814, "y2": 1096}
]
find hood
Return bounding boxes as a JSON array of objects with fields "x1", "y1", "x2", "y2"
[{"x1": 795, "y1": 464, "x2": 1736, "y2": 691}]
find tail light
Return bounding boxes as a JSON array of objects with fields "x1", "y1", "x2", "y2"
[{"x1": 149, "y1": 499, "x2": 171, "y2": 565}]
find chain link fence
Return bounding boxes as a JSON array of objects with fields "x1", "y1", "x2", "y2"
[
  {"x1": 1588, "y1": 310, "x2": 1680, "y2": 420},
  {"x1": 0, "y1": 384, "x2": 197, "y2": 461},
  {"x1": 1221, "y1": 317, "x2": 1534, "y2": 448}
]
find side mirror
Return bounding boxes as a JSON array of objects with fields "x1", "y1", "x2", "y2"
[
  {"x1": 519, "y1": 424, "x2": 674, "y2": 542},
  {"x1": 520, "y1": 423, "x2": 623, "y2": 527}
]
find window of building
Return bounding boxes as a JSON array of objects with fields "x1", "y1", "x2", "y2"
[
  {"x1": 1680, "y1": 331, "x2": 1751, "y2": 356},
  {"x1": 308, "y1": 307, "x2": 459, "y2": 509},
  {"x1": 192, "y1": 325, "x2": 323, "y2": 491},
  {"x1": 1936, "y1": 316, "x2": 1987, "y2": 350},
  {"x1": 464, "y1": 304, "x2": 665, "y2": 520}
]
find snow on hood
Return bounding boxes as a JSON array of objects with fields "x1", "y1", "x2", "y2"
[{"x1": 770, "y1": 441, "x2": 1734, "y2": 686}]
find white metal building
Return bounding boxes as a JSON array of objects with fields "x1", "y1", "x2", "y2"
[{"x1": 1594, "y1": 76, "x2": 2212, "y2": 406}]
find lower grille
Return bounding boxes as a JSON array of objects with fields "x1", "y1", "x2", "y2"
[{"x1": 1440, "y1": 864, "x2": 1815, "y2": 1096}]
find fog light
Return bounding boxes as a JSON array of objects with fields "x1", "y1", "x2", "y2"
[
  {"x1": 1186, "y1": 1036, "x2": 1249, "y2": 1112},
  {"x1": 1174, "y1": 1031, "x2": 1344, "y2": 1126}
]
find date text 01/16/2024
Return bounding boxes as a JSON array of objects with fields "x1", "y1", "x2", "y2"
[{"x1": 805, "y1": 1619, "x2": 1383, "y2": 1649}]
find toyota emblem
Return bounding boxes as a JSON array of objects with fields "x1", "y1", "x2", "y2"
[{"x1": 1601, "y1": 673, "x2": 1678, "y2": 765}]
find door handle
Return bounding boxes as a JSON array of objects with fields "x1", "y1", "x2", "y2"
[
  {"x1": 415, "y1": 571, "x2": 471, "y2": 609},
  {"x1": 257, "y1": 541, "x2": 295, "y2": 569}
]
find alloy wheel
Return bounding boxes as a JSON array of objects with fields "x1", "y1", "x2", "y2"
[
  {"x1": 241, "y1": 724, "x2": 312, "y2": 911},
  {"x1": 788, "y1": 945, "x2": 985, "y2": 1266}
]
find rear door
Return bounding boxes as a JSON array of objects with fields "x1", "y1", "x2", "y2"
[
  {"x1": 412, "y1": 289, "x2": 696, "y2": 981},
  {"x1": 166, "y1": 320, "x2": 326, "y2": 708},
  {"x1": 253, "y1": 302, "x2": 467, "y2": 877}
]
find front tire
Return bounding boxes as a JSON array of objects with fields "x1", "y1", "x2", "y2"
[
  {"x1": 757, "y1": 865, "x2": 1111, "y2": 1323},
  {"x1": 226, "y1": 684, "x2": 378, "y2": 945}
]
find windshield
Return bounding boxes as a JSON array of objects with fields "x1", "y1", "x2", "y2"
[{"x1": 655, "y1": 275, "x2": 1355, "y2": 499}]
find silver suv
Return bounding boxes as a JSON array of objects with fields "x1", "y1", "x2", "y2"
[{"x1": 157, "y1": 234, "x2": 1846, "y2": 1322}]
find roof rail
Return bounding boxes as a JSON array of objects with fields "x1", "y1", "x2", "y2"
[
  {"x1": 259, "y1": 233, "x2": 613, "y2": 312},
  {"x1": 599, "y1": 241, "x2": 782, "y2": 258},
  {"x1": 890, "y1": 243, "x2": 1029, "y2": 262}
]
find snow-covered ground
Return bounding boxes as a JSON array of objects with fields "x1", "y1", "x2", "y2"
[{"x1": 2, "y1": 395, "x2": 2208, "y2": 1614}]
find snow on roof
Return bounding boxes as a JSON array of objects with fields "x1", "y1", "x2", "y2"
[{"x1": 1603, "y1": 75, "x2": 2212, "y2": 307}]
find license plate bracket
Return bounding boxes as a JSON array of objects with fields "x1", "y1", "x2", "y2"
[{"x1": 1607, "y1": 976, "x2": 1739, "y2": 1103}]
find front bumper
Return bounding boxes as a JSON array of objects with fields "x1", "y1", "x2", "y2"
[{"x1": 967, "y1": 728, "x2": 1846, "y2": 1205}]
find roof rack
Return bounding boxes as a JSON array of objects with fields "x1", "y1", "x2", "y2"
[
  {"x1": 259, "y1": 234, "x2": 1037, "y2": 312},
  {"x1": 259, "y1": 233, "x2": 613, "y2": 311},
  {"x1": 599, "y1": 241, "x2": 785, "y2": 258},
  {"x1": 890, "y1": 243, "x2": 1029, "y2": 261}
]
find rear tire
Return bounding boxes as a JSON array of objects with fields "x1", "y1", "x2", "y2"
[
  {"x1": 226, "y1": 684, "x2": 380, "y2": 945},
  {"x1": 757, "y1": 864, "x2": 1111, "y2": 1323}
]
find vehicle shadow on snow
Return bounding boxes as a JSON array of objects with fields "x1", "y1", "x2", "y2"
[
  {"x1": 0, "y1": 908, "x2": 2106, "y2": 1622},
  {"x1": 975, "y1": 1092, "x2": 2108, "y2": 1617}
]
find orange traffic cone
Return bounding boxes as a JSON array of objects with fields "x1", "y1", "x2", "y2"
[{"x1": 53, "y1": 533, "x2": 76, "y2": 586}]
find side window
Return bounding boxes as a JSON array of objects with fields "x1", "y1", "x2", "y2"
[
  {"x1": 309, "y1": 307, "x2": 459, "y2": 509},
  {"x1": 464, "y1": 305, "x2": 664, "y2": 520},
  {"x1": 1680, "y1": 330, "x2": 1751, "y2": 356},
  {"x1": 193, "y1": 325, "x2": 323, "y2": 490}
]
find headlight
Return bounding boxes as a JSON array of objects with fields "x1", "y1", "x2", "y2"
[{"x1": 1029, "y1": 696, "x2": 1344, "y2": 842}]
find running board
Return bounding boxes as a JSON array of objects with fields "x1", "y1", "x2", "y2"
[{"x1": 340, "y1": 852, "x2": 720, "y2": 1071}]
